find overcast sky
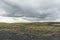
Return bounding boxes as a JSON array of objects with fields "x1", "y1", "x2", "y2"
[{"x1": 0, "y1": 0, "x2": 60, "y2": 22}]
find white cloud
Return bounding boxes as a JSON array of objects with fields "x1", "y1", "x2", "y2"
[
  {"x1": 0, "y1": 0, "x2": 60, "y2": 22},
  {"x1": 0, "y1": 9, "x2": 7, "y2": 16},
  {"x1": 0, "y1": 16, "x2": 30, "y2": 23}
]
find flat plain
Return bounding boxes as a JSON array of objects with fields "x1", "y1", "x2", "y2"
[{"x1": 0, "y1": 22, "x2": 60, "y2": 40}]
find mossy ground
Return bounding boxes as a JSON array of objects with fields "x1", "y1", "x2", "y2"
[{"x1": 0, "y1": 22, "x2": 60, "y2": 40}]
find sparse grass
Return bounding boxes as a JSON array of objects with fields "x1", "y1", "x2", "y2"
[{"x1": 0, "y1": 22, "x2": 60, "y2": 40}]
